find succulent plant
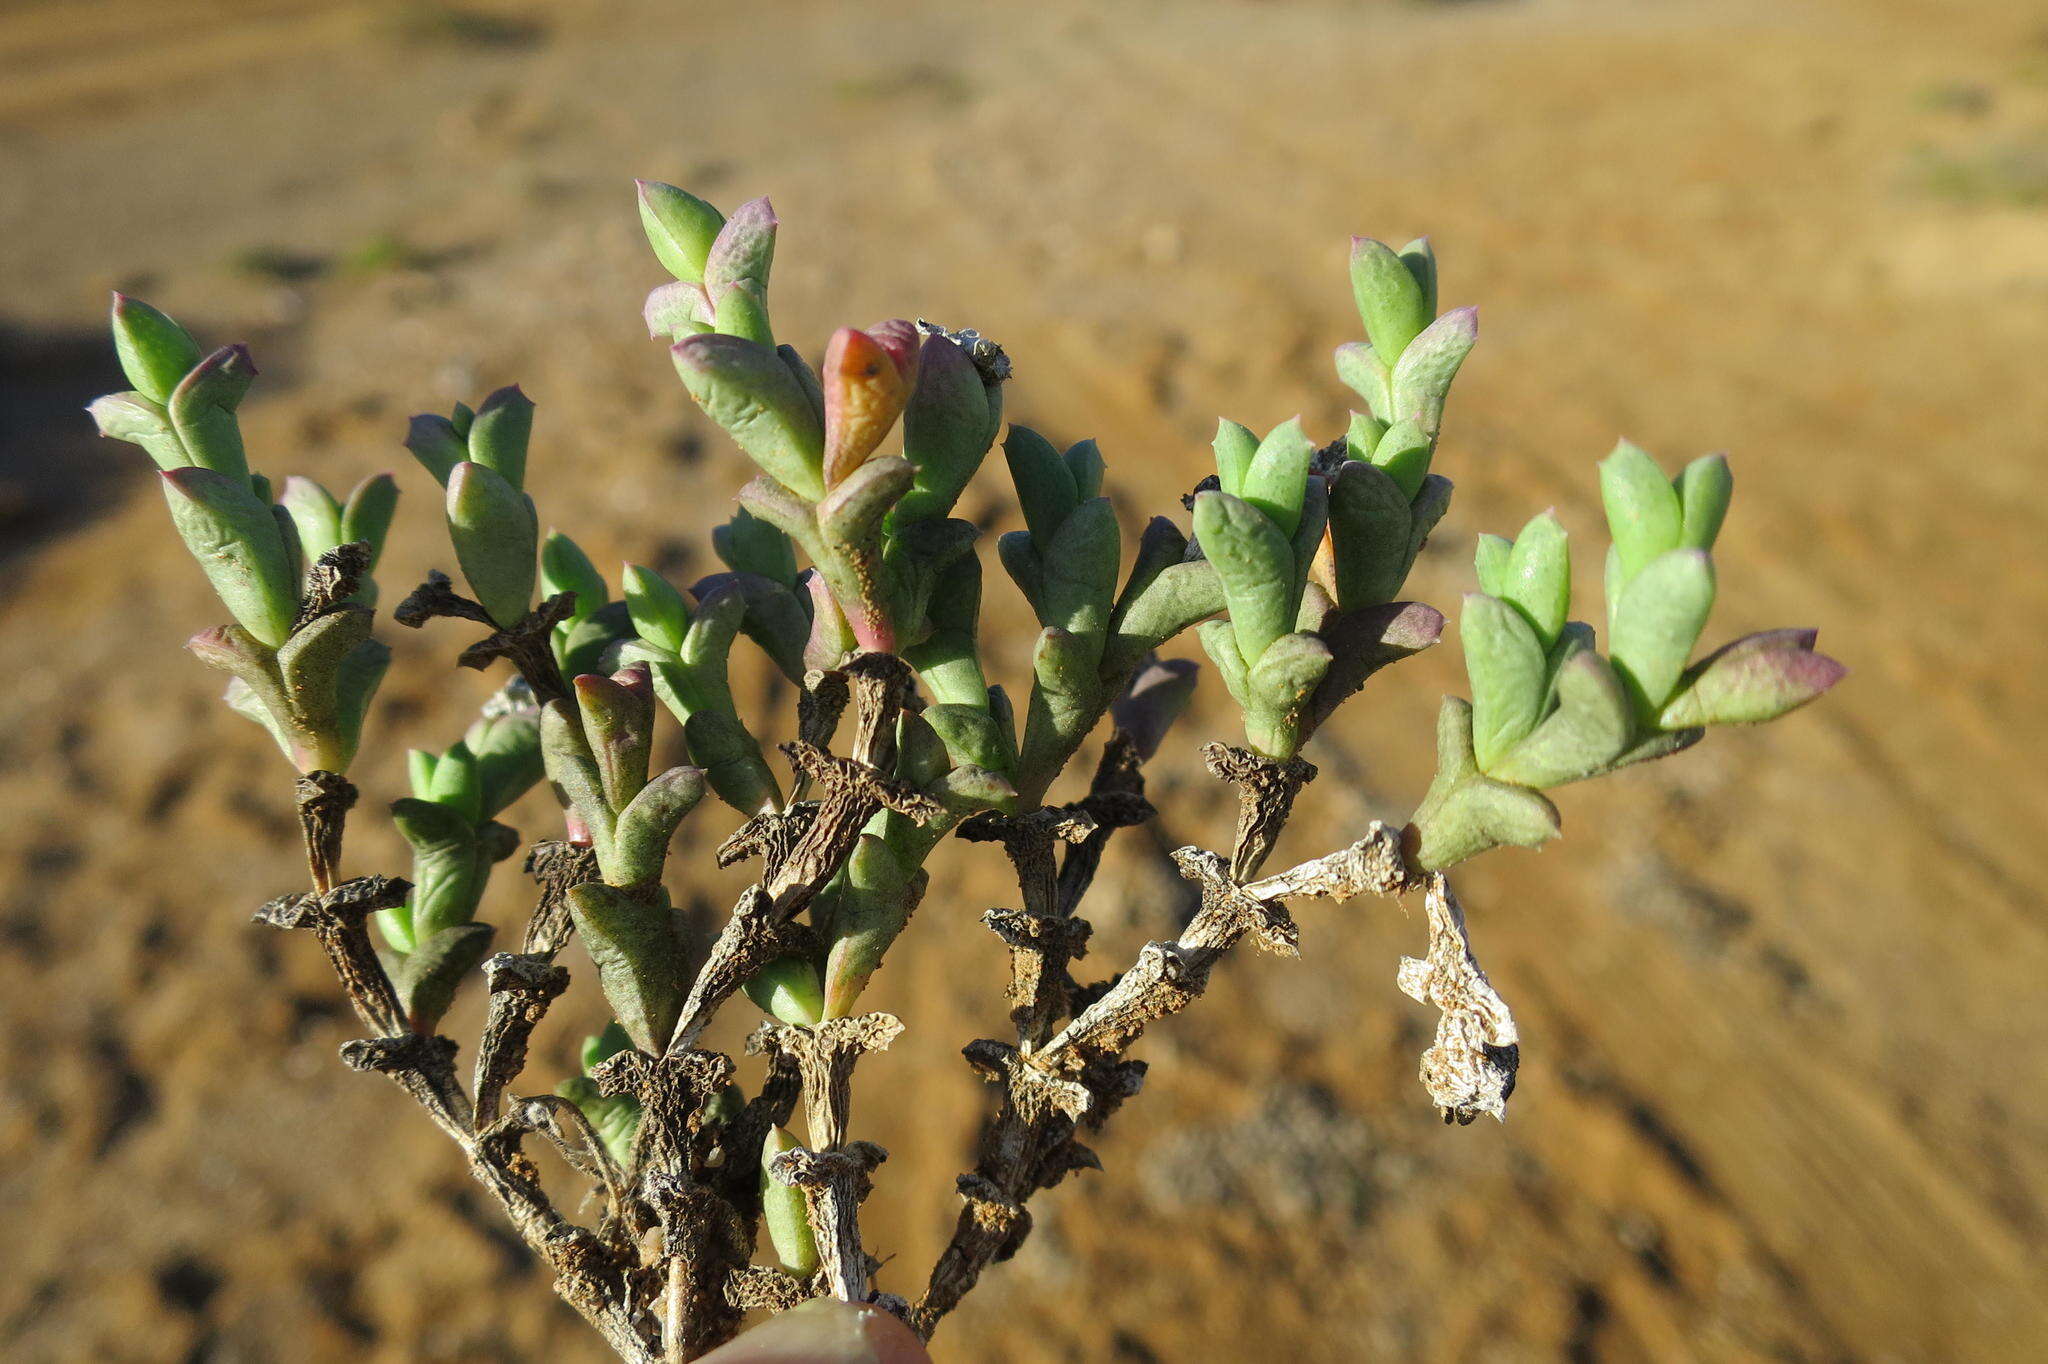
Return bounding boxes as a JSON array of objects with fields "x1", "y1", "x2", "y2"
[{"x1": 85, "y1": 183, "x2": 1839, "y2": 1362}]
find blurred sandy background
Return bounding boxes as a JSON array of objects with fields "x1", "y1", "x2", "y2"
[{"x1": 3, "y1": 0, "x2": 2045, "y2": 1359}]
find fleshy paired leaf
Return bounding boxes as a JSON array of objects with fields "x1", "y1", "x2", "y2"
[
  {"x1": 1461, "y1": 594, "x2": 1549, "y2": 771},
  {"x1": 405, "y1": 414, "x2": 468, "y2": 486},
  {"x1": 745, "y1": 959, "x2": 825, "y2": 1028},
  {"x1": 1387, "y1": 307, "x2": 1476, "y2": 438},
  {"x1": 1676, "y1": 452, "x2": 1733, "y2": 552},
  {"x1": 467, "y1": 385, "x2": 533, "y2": 490},
  {"x1": 574, "y1": 665, "x2": 656, "y2": 812},
  {"x1": 1334, "y1": 341, "x2": 1393, "y2": 416},
  {"x1": 694, "y1": 569, "x2": 810, "y2": 684},
  {"x1": 672, "y1": 334, "x2": 826, "y2": 500},
  {"x1": 819, "y1": 832, "x2": 927, "y2": 1018},
  {"x1": 447, "y1": 462, "x2": 538, "y2": 628},
  {"x1": 1609, "y1": 548, "x2": 1715, "y2": 714},
  {"x1": 1004, "y1": 425, "x2": 1080, "y2": 555},
  {"x1": 1325, "y1": 459, "x2": 1412, "y2": 607},
  {"x1": 622, "y1": 564, "x2": 691, "y2": 653},
  {"x1": 88, "y1": 392, "x2": 188, "y2": 470},
  {"x1": 1369, "y1": 418, "x2": 1432, "y2": 500},
  {"x1": 712, "y1": 280, "x2": 773, "y2": 345},
  {"x1": 1106, "y1": 560, "x2": 1225, "y2": 675},
  {"x1": 1240, "y1": 418, "x2": 1316, "y2": 537},
  {"x1": 1409, "y1": 696, "x2": 1562, "y2": 871},
  {"x1": 1350, "y1": 236, "x2": 1431, "y2": 365},
  {"x1": 1193, "y1": 490, "x2": 1294, "y2": 666},
  {"x1": 1500, "y1": 511, "x2": 1570, "y2": 648},
  {"x1": 566, "y1": 883, "x2": 687, "y2": 1052},
  {"x1": 466, "y1": 709, "x2": 544, "y2": 817},
  {"x1": 637, "y1": 180, "x2": 725, "y2": 283},
  {"x1": 1036, "y1": 497, "x2": 1121, "y2": 659},
  {"x1": 393, "y1": 923, "x2": 495, "y2": 1030},
  {"x1": 895, "y1": 330, "x2": 1000, "y2": 526},
  {"x1": 340, "y1": 474, "x2": 399, "y2": 567},
  {"x1": 1305, "y1": 600, "x2": 1445, "y2": 733},
  {"x1": 279, "y1": 477, "x2": 343, "y2": 563},
  {"x1": 1599, "y1": 440, "x2": 1684, "y2": 586},
  {"x1": 1212, "y1": 419, "x2": 1258, "y2": 496},
  {"x1": 644, "y1": 280, "x2": 713, "y2": 340},
  {"x1": 1660, "y1": 629, "x2": 1845, "y2": 727},
  {"x1": 166, "y1": 345, "x2": 256, "y2": 482},
  {"x1": 161, "y1": 467, "x2": 299, "y2": 648},
  {"x1": 111, "y1": 294, "x2": 203, "y2": 404},
  {"x1": 611, "y1": 765, "x2": 707, "y2": 883},
  {"x1": 1490, "y1": 651, "x2": 1634, "y2": 788},
  {"x1": 390, "y1": 797, "x2": 489, "y2": 941},
  {"x1": 542, "y1": 531, "x2": 606, "y2": 621},
  {"x1": 760, "y1": 1126, "x2": 822, "y2": 1275},
  {"x1": 712, "y1": 506, "x2": 799, "y2": 586},
  {"x1": 704, "y1": 196, "x2": 777, "y2": 295}
]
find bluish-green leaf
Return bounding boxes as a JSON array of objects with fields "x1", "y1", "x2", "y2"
[
  {"x1": 1676, "y1": 452, "x2": 1733, "y2": 552},
  {"x1": 566, "y1": 883, "x2": 685, "y2": 1053},
  {"x1": 1600, "y1": 440, "x2": 1684, "y2": 585},
  {"x1": 1388, "y1": 308, "x2": 1476, "y2": 439},
  {"x1": 467, "y1": 384, "x2": 533, "y2": 491},
  {"x1": 1610, "y1": 548, "x2": 1716, "y2": 714},
  {"x1": 1241, "y1": 417, "x2": 1316, "y2": 537},
  {"x1": 160, "y1": 467, "x2": 298, "y2": 648},
  {"x1": 166, "y1": 345, "x2": 256, "y2": 482},
  {"x1": 1502, "y1": 511, "x2": 1570, "y2": 648},
  {"x1": 1350, "y1": 236, "x2": 1430, "y2": 365},
  {"x1": 111, "y1": 294, "x2": 203, "y2": 404},
  {"x1": 672, "y1": 334, "x2": 825, "y2": 500},
  {"x1": 1213, "y1": 419, "x2": 1258, "y2": 496},
  {"x1": 636, "y1": 179, "x2": 724, "y2": 283},
  {"x1": 1461, "y1": 593, "x2": 1548, "y2": 771},
  {"x1": 446, "y1": 462, "x2": 538, "y2": 628}
]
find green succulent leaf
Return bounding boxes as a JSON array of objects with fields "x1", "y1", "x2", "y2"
[
  {"x1": 637, "y1": 180, "x2": 725, "y2": 283},
  {"x1": 1241, "y1": 417, "x2": 1316, "y2": 537},
  {"x1": 446, "y1": 462, "x2": 538, "y2": 629},
  {"x1": 1609, "y1": 548, "x2": 1716, "y2": 715},
  {"x1": 1461, "y1": 593, "x2": 1549, "y2": 771},
  {"x1": 672, "y1": 334, "x2": 826, "y2": 500},
  {"x1": 1600, "y1": 439, "x2": 1684, "y2": 586},
  {"x1": 1193, "y1": 489, "x2": 1294, "y2": 666},
  {"x1": 160, "y1": 467, "x2": 298, "y2": 648},
  {"x1": 1501, "y1": 511, "x2": 1571, "y2": 648},
  {"x1": 1490, "y1": 650, "x2": 1633, "y2": 788},
  {"x1": 110, "y1": 294, "x2": 203, "y2": 405},
  {"x1": 566, "y1": 883, "x2": 686, "y2": 1053},
  {"x1": 1676, "y1": 452, "x2": 1733, "y2": 552},
  {"x1": 1350, "y1": 236, "x2": 1431, "y2": 365},
  {"x1": 467, "y1": 385, "x2": 534, "y2": 491},
  {"x1": 1388, "y1": 307, "x2": 1476, "y2": 438}
]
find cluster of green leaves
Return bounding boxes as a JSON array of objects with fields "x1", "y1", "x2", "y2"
[
  {"x1": 90, "y1": 183, "x2": 1841, "y2": 1207},
  {"x1": 377, "y1": 699, "x2": 544, "y2": 1028},
  {"x1": 1411, "y1": 443, "x2": 1844, "y2": 870},
  {"x1": 90, "y1": 296, "x2": 396, "y2": 774}
]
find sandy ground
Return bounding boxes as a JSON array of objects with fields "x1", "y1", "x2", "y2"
[{"x1": 2, "y1": 0, "x2": 2045, "y2": 1359}]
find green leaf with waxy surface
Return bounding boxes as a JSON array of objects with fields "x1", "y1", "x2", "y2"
[
  {"x1": 1350, "y1": 236, "x2": 1431, "y2": 365},
  {"x1": 1194, "y1": 489, "x2": 1295, "y2": 667},
  {"x1": 1600, "y1": 440, "x2": 1683, "y2": 585},
  {"x1": 760, "y1": 1126, "x2": 821, "y2": 1275},
  {"x1": 1502, "y1": 511, "x2": 1571, "y2": 648},
  {"x1": 1388, "y1": 308, "x2": 1476, "y2": 439},
  {"x1": 88, "y1": 392, "x2": 188, "y2": 470},
  {"x1": 567, "y1": 883, "x2": 686, "y2": 1053},
  {"x1": 1370, "y1": 418, "x2": 1433, "y2": 500},
  {"x1": 1677, "y1": 452, "x2": 1733, "y2": 552},
  {"x1": 611, "y1": 765, "x2": 706, "y2": 883},
  {"x1": 636, "y1": 180, "x2": 725, "y2": 284},
  {"x1": 1609, "y1": 548, "x2": 1715, "y2": 715},
  {"x1": 895, "y1": 331, "x2": 999, "y2": 526},
  {"x1": 161, "y1": 467, "x2": 298, "y2": 648},
  {"x1": 672, "y1": 334, "x2": 826, "y2": 501},
  {"x1": 622, "y1": 564, "x2": 691, "y2": 654},
  {"x1": 394, "y1": 923, "x2": 495, "y2": 1030},
  {"x1": 1241, "y1": 417, "x2": 1316, "y2": 537},
  {"x1": 713, "y1": 506, "x2": 799, "y2": 586},
  {"x1": 1004, "y1": 425, "x2": 1079, "y2": 556},
  {"x1": 1213, "y1": 419, "x2": 1257, "y2": 497},
  {"x1": 166, "y1": 345, "x2": 256, "y2": 482},
  {"x1": 1660, "y1": 629, "x2": 1844, "y2": 727},
  {"x1": 111, "y1": 294, "x2": 203, "y2": 405},
  {"x1": 1490, "y1": 650, "x2": 1633, "y2": 788},
  {"x1": 467, "y1": 385, "x2": 534, "y2": 491},
  {"x1": 541, "y1": 531, "x2": 606, "y2": 621},
  {"x1": 1461, "y1": 593, "x2": 1549, "y2": 772},
  {"x1": 1326, "y1": 459, "x2": 1412, "y2": 608},
  {"x1": 446, "y1": 462, "x2": 538, "y2": 629},
  {"x1": 405, "y1": 414, "x2": 467, "y2": 486},
  {"x1": 703, "y1": 196, "x2": 777, "y2": 295},
  {"x1": 340, "y1": 474, "x2": 398, "y2": 568},
  {"x1": 1334, "y1": 341, "x2": 1393, "y2": 417}
]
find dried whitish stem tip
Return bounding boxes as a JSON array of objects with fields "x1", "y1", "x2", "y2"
[{"x1": 1397, "y1": 875, "x2": 1520, "y2": 1125}]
